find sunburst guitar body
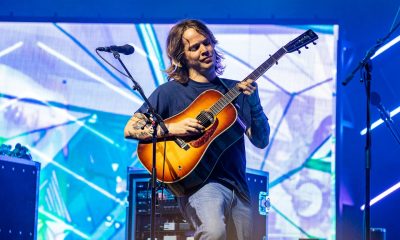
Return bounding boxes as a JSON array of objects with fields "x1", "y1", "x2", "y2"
[{"x1": 137, "y1": 89, "x2": 244, "y2": 196}]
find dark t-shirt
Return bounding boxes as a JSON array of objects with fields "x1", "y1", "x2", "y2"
[{"x1": 136, "y1": 77, "x2": 254, "y2": 201}]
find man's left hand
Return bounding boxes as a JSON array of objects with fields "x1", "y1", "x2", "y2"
[{"x1": 236, "y1": 79, "x2": 256, "y2": 96}]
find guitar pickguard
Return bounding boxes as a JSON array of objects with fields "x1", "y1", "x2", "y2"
[{"x1": 189, "y1": 118, "x2": 219, "y2": 148}]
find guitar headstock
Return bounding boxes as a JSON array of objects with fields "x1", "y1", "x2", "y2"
[{"x1": 284, "y1": 29, "x2": 319, "y2": 53}]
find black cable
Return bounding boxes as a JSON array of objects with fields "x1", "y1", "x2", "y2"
[
  {"x1": 389, "y1": 6, "x2": 400, "y2": 32},
  {"x1": 158, "y1": 138, "x2": 168, "y2": 229},
  {"x1": 95, "y1": 50, "x2": 131, "y2": 79}
]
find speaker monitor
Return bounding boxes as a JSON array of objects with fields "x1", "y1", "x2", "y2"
[{"x1": 0, "y1": 155, "x2": 40, "y2": 240}]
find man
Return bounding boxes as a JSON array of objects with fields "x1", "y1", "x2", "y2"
[{"x1": 124, "y1": 19, "x2": 270, "y2": 240}]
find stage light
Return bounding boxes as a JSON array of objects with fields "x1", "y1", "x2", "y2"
[
  {"x1": 371, "y1": 34, "x2": 400, "y2": 59},
  {"x1": 0, "y1": 41, "x2": 23, "y2": 58},
  {"x1": 360, "y1": 106, "x2": 400, "y2": 135},
  {"x1": 361, "y1": 181, "x2": 400, "y2": 210}
]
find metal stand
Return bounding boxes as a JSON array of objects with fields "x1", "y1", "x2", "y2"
[
  {"x1": 111, "y1": 51, "x2": 168, "y2": 240},
  {"x1": 363, "y1": 61, "x2": 372, "y2": 240},
  {"x1": 342, "y1": 21, "x2": 400, "y2": 240}
]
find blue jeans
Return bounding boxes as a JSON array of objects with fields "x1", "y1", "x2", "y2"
[{"x1": 178, "y1": 182, "x2": 252, "y2": 240}]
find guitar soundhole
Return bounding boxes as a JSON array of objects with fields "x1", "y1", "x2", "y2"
[{"x1": 197, "y1": 110, "x2": 214, "y2": 128}]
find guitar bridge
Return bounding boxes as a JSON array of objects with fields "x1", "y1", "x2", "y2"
[{"x1": 174, "y1": 137, "x2": 190, "y2": 150}]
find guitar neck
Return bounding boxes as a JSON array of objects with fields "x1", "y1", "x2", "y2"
[{"x1": 209, "y1": 47, "x2": 287, "y2": 116}]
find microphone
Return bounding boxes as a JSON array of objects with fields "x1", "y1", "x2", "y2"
[
  {"x1": 371, "y1": 91, "x2": 391, "y2": 121},
  {"x1": 371, "y1": 91, "x2": 400, "y2": 144},
  {"x1": 96, "y1": 44, "x2": 135, "y2": 55}
]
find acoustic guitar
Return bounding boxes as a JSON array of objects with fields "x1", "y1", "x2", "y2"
[{"x1": 137, "y1": 29, "x2": 319, "y2": 196}]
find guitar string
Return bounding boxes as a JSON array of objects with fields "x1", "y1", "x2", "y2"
[{"x1": 197, "y1": 48, "x2": 286, "y2": 126}]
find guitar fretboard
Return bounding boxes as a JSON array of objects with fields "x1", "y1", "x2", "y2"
[{"x1": 209, "y1": 47, "x2": 287, "y2": 116}]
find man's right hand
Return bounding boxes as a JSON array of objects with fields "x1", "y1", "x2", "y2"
[
  {"x1": 124, "y1": 113, "x2": 205, "y2": 140},
  {"x1": 167, "y1": 118, "x2": 205, "y2": 137}
]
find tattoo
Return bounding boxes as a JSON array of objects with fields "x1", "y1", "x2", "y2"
[
  {"x1": 125, "y1": 113, "x2": 168, "y2": 140},
  {"x1": 132, "y1": 119, "x2": 147, "y2": 130},
  {"x1": 124, "y1": 113, "x2": 152, "y2": 140}
]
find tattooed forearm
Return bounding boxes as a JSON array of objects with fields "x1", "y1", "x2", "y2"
[
  {"x1": 124, "y1": 113, "x2": 153, "y2": 140},
  {"x1": 131, "y1": 118, "x2": 147, "y2": 130},
  {"x1": 124, "y1": 113, "x2": 169, "y2": 140}
]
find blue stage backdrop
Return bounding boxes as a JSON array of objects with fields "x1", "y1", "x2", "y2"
[{"x1": 0, "y1": 22, "x2": 337, "y2": 240}]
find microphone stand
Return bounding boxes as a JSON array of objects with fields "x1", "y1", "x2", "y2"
[
  {"x1": 111, "y1": 51, "x2": 168, "y2": 240},
  {"x1": 342, "y1": 21, "x2": 400, "y2": 240}
]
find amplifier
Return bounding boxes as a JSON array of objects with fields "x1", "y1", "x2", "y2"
[
  {"x1": 126, "y1": 168, "x2": 269, "y2": 240},
  {"x1": 125, "y1": 168, "x2": 191, "y2": 240},
  {"x1": 0, "y1": 155, "x2": 40, "y2": 240}
]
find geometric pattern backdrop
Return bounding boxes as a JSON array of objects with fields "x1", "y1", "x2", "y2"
[{"x1": 0, "y1": 22, "x2": 337, "y2": 239}]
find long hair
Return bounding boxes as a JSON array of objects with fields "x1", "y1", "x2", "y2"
[{"x1": 165, "y1": 19, "x2": 224, "y2": 84}]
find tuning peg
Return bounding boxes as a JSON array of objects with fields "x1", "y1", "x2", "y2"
[
  {"x1": 312, "y1": 42, "x2": 317, "y2": 45},
  {"x1": 297, "y1": 50, "x2": 301, "y2": 54},
  {"x1": 305, "y1": 45, "x2": 309, "y2": 49}
]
